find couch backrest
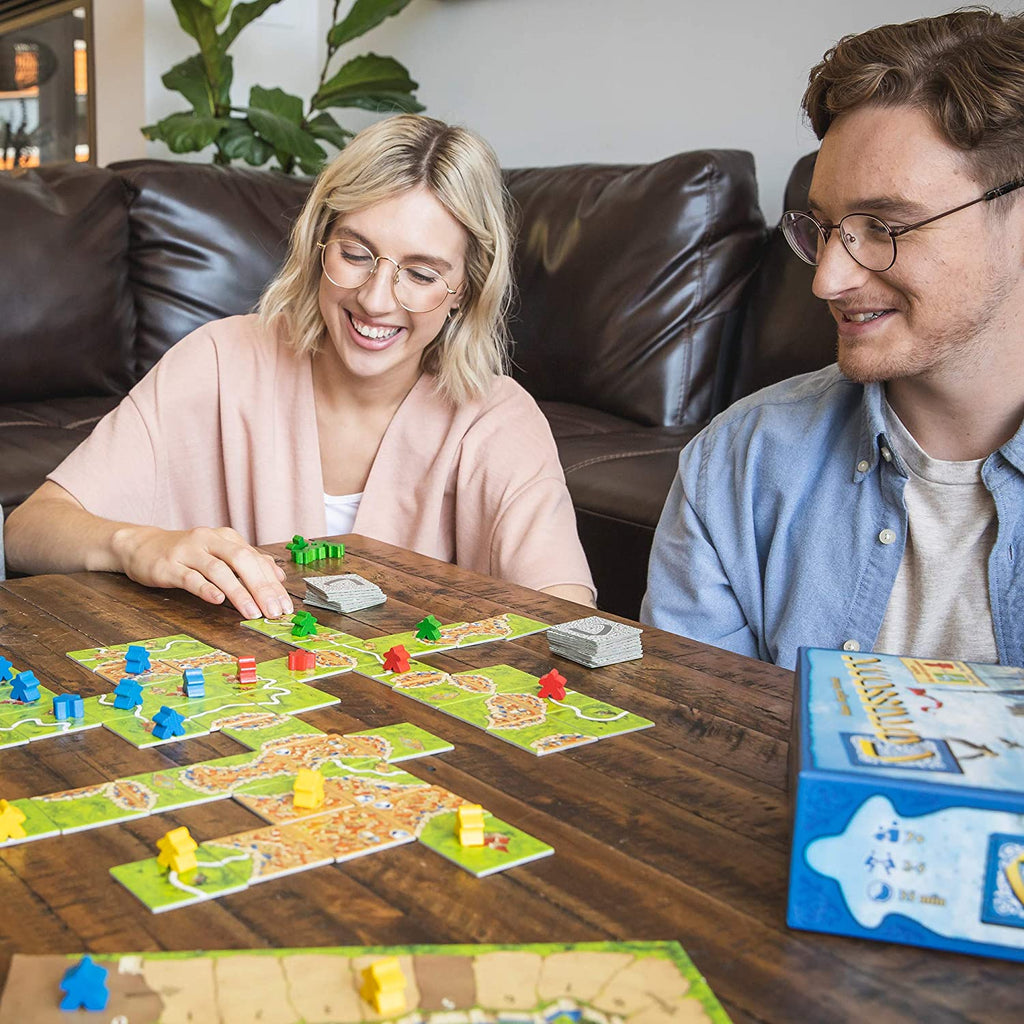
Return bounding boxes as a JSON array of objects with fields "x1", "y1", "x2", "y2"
[
  {"x1": 726, "y1": 152, "x2": 836, "y2": 404},
  {"x1": 110, "y1": 160, "x2": 313, "y2": 375},
  {"x1": 1, "y1": 153, "x2": 768, "y2": 429},
  {"x1": 0, "y1": 163, "x2": 136, "y2": 402},
  {"x1": 505, "y1": 151, "x2": 766, "y2": 428}
]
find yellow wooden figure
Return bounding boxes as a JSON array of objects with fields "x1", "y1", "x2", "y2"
[
  {"x1": 456, "y1": 803, "x2": 485, "y2": 847},
  {"x1": 155, "y1": 825, "x2": 198, "y2": 874},
  {"x1": 360, "y1": 956, "x2": 406, "y2": 1015},
  {"x1": 0, "y1": 799, "x2": 27, "y2": 842},
  {"x1": 293, "y1": 768, "x2": 325, "y2": 810}
]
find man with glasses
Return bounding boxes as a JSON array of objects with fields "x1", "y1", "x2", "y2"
[{"x1": 642, "y1": 9, "x2": 1024, "y2": 669}]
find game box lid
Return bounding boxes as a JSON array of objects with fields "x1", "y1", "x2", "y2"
[{"x1": 793, "y1": 647, "x2": 1024, "y2": 803}]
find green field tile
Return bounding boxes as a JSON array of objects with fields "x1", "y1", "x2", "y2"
[
  {"x1": 31, "y1": 781, "x2": 152, "y2": 833},
  {"x1": 110, "y1": 841, "x2": 254, "y2": 913},
  {"x1": 417, "y1": 811, "x2": 553, "y2": 877},
  {"x1": 0, "y1": 798, "x2": 60, "y2": 846},
  {"x1": 216, "y1": 712, "x2": 327, "y2": 749},
  {"x1": 242, "y1": 679, "x2": 340, "y2": 716}
]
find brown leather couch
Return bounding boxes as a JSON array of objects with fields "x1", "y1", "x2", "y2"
[{"x1": 0, "y1": 151, "x2": 834, "y2": 616}]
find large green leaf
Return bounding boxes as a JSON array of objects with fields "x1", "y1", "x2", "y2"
[
  {"x1": 171, "y1": 0, "x2": 219, "y2": 46},
  {"x1": 327, "y1": 0, "x2": 415, "y2": 48},
  {"x1": 161, "y1": 55, "x2": 214, "y2": 115},
  {"x1": 218, "y1": 120, "x2": 275, "y2": 165},
  {"x1": 246, "y1": 87, "x2": 327, "y2": 164},
  {"x1": 220, "y1": 0, "x2": 286, "y2": 52},
  {"x1": 313, "y1": 53, "x2": 419, "y2": 109},
  {"x1": 249, "y1": 85, "x2": 304, "y2": 124},
  {"x1": 244, "y1": 109, "x2": 325, "y2": 163},
  {"x1": 171, "y1": 0, "x2": 232, "y2": 105},
  {"x1": 142, "y1": 112, "x2": 230, "y2": 152},
  {"x1": 333, "y1": 90, "x2": 424, "y2": 114},
  {"x1": 307, "y1": 111, "x2": 354, "y2": 150}
]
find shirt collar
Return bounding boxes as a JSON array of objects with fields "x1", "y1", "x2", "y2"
[
  {"x1": 856, "y1": 377, "x2": 1024, "y2": 479},
  {"x1": 997, "y1": 415, "x2": 1024, "y2": 474},
  {"x1": 854, "y1": 381, "x2": 903, "y2": 481}
]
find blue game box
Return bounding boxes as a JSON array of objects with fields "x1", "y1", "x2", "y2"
[{"x1": 787, "y1": 647, "x2": 1024, "y2": 961}]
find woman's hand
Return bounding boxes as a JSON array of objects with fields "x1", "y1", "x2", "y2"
[{"x1": 111, "y1": 524, "x2": 293, "y2": 620}]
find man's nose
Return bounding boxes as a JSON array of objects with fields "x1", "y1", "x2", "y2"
[{"x1": 812, "y1": 230, "x2": 873, "y2": 301}]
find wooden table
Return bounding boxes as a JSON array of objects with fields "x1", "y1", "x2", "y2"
[{"x1": 0, "y1": 537, "x2": 1018, "y2": 1023}]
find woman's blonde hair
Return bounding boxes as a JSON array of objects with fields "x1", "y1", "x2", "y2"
[{"x1": 258, "y1": 115, "x2": 513, "y2": 404}]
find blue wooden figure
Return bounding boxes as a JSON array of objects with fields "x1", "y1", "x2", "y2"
[
  {"x1": 113, "y1": 678, "x2": 144, "y2": 709},
  {"x1": 52, "y1": 693, "x2": 84, "y2": 720},
  {"x1": 60, "y1": 955, "x2": 109, "y2": 1011},
  {"x1": 10, "y1": 671, "x2": 40, "y2": 703},
  {"x1": 124, "y1": 644, "x2": 151, "y2": 674},
  {"x1": 182, "y1": 667, "x2": 205, "y2": 698},
  {"x1": 0, "y1": 656, "x2": 14, "y2": 682},
  {"x1": 151, "y1": 705, "x2": 186, "y2": 740}
]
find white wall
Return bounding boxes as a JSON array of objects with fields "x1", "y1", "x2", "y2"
[
  {"x1": 92, "y1": 0, "x2": 146, "y2": 165},
  {"x1": 140, "y1": 0, "x2": 1019, "y2": 220}
]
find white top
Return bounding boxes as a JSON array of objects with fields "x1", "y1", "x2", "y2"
[
  {"x1": 323, "y1": 492, "x2": 363, "y2": 537},
  {"x1": 874, "y1": 402, "x2": 998, "y2": 663}
]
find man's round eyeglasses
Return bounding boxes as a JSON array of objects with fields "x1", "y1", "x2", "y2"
[
  {"x1": 781, "y1": 178, "x2": 1024, "y2": 273},
  {"x1": 318, "y1": 238, "x2": 458, "y2": 314}
]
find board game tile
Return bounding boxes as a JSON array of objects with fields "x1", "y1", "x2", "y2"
[
  {"x1": 349, "y1": 653, "x2": 435, "y2": 686},
  {"x1": 29, "y1": 779, "x2": 154, "y2": 833},
  {"x1": 67, "y1": 634, "x2": 236, "y2": 687},
  {"x1": 232, "y1": 775, "x2": 358, "y2": 825},
  {"x1": 242, "y1": 678, "x2": 341, "y2": 716},
  {"x1": 0, "y1": 798, "x2": 60, "y2": 847},
  {"x1": 110, "y1": 841, "x2": 254, "y2": 913},
  {"x1": 0, "y1": 686, "x2": 60, "y2": 725},
  {"x1": 340, "y1": 722, "x2": 454, "y2": 761},
  {"x1": 417, "y1": 810, "x2": 554, "y2": 877},
  {"x1": 240, "y1": 616, "x2": 362, "y2": 650},
  {"x1": 0, "y1": 691, "x2": 104, "y2": 746},
  {"x1": 215, "y1": 710, "x2": 327, "y2": 749},
  {"x1": 208, "y1": 821, "x2": 335, "y2": 883},
  {"x1": 120, "y1": 758, "x2": 255, "y2": 810},
  {"x1": 100, "y1": 694, "x2": 244, "y2": 749},
  {"x1": 302, "y1": 806, "x2": 419, "y2": 863},
  {"x1": 253, "y1": 652, "x2": 360, "y2": 685}
]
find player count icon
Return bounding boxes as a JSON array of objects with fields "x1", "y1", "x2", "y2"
[{"x1": 546, "y1": 616, "x2": 643, "y2": 667}]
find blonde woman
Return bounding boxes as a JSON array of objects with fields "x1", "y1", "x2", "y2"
[{"x1": 5, "y1": 116, "x2": 596, "y2": 615}]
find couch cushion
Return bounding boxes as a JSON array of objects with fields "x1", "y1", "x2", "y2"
[
  {"x1": 555, "y1": 428, "x2": 695, "y2": 619},
  {"x1": 0, "y1": 397, "x2": 119, "y2": 516},
  {"x1": 727, "y1": 152, "x2": 837, "y2": 403},
  {"x1": 538, "y1": 401, "x2": 641, "y2": 439},
  {"x1": 110, "y1": 160, "x2": 313, "y2": 374},
  {"x1": 504, "y1": 151, "x2": 765, "y2": 428},
  {"x1": 0, "y1": 164, "x2": 135, "y2": 402}
]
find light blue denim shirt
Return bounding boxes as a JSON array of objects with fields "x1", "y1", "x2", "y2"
[{"x1": 641, "y1": 364, "x2": 1024, "y2": 670}]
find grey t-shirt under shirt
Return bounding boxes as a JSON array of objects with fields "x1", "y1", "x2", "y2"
[{"x1": 874, "y1": 402, "x2": 999, "y2": 663}]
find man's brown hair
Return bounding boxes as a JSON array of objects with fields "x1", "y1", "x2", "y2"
[{"x1": 803, "y1": 7, "x2": 1024, "y2": 186}]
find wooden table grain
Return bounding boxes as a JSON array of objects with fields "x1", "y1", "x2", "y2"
[{"x1": 0, "y1": 536, "x2": 1018, "y2": 1023}]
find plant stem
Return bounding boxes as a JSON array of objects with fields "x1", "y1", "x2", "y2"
[{"x1": 308, "y1": 0, "x2": 344, "y2": 120}]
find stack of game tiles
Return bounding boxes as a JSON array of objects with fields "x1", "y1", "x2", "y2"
[
  {"x1": 546, "y1": 616, "x2": 643, "y2": 667},
  {"x1": 303, "y1": 574, "x2": 386, "y2": 613}
]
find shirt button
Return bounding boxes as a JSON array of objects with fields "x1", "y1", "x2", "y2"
[
  {"x1": 857, "y1": 460, "x2": 870, "y2": 473},
  {"x1": 880, "y1": 447, "x2": 892, "y2": 462},
  {"x1": 843, "y1": 639, "x2": 861, "y2": 652},
  {"x1": 878, "y1": 529, "x2": 897, "y2": 545}
]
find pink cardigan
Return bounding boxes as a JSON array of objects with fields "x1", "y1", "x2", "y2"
[{"x1": 50, "y1": 316, "x2": 594, "y2": 596}]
